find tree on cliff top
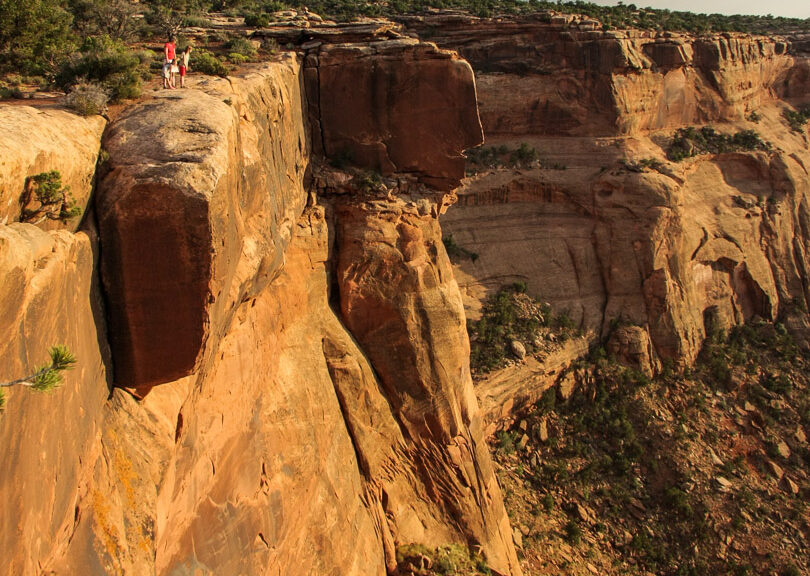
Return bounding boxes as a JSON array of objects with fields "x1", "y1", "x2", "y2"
[
  {"x1": 0, "y1": 0, "x2": 75, "y2": 74},
  {"x1": 0, "y1": 346, "x2": 77, "y2": 412}
]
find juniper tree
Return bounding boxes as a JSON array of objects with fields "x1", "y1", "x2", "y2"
[
  {"x1": 20, "y1": 170, "x2": 82, "y2": 224},
  {"x1": 0, "y1": 345, "x2": 77, "y2": 411}
]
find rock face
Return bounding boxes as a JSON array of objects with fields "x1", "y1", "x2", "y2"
[
  {"x1": 4, "y1": 14, "x2": 810, "y2": 576},
  {"x1": 401, "y1": 14, "x2": 804, "y2": 136},
  {"x1": 0, "y1": 224, "x2": 110, "y2": 575},
  {"x1": 306, "y1": 39, "x2": 484, "y2": 190},
  {"x1": 0, "y1": 106, "x2": 105, "y2": 229},
  {"x1": 334, "y1": 193, "x2": 519, "y2": 574},
  {"x1": 0, "y1": 42, "x2": 519, "y2": 576},
  {"x1": 424, "y1": 13, "x2": 810, "y2": 369},
  {"x1": 96, "y1": 56, "x2": 309, "y2": 392}
]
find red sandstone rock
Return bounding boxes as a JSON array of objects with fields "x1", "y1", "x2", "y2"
[
  {"x1": 308, "y1": 39, "x2": 484, "y2": 190},
  {"x1": 96, "y1": 57, "x2": 309, "y2": 392},
  {"x1": 0, "y1": 223, "x2": 109, "y2": 574}
]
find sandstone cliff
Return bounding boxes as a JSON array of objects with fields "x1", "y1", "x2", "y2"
[
  {"x1": 412, "y1": 13, "x2": 810, "y2": 418},
  {"x1": 0, "y1": 106, "x2": 105, "y2": 229},
  {"x1": 0, "y1": 42, "x2": 520, "y2": 576},
  {"x1": 2, "y1": 12, "x2": 810, "y2": 576}
]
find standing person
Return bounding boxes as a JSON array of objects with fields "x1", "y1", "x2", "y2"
[
  {"x1": 164, "y1": 35, "x2": 176, "y2": 89},
  {"x1": 179, "y1": 46, "x2": 192, "y2": 88}
]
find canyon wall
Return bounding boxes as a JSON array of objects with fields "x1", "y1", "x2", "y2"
[
  {"x1": 0, "y1": 44, "x2": 520, "y2": 576},
  {"x1": 398, "y1": 13, "x2": 810, "y2": 415},
  {"x1": 2, "y1": 13, "x2": 810, "y2": 576}
]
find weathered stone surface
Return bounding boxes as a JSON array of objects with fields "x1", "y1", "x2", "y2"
[
  {"x1": 0, "y1": 223, "x2": 109, "y2": 574},
  {"x1": 308, "y1": 39, "x2": 484, "y2": 190},
  {"x1": 0, "y1": 49, "x2": 522, "y2": 576},
  {"x1": 0, "y1": 106, "x2": 105, "y2": 229},
  {"x1": 607, "y1": 324, "x2": 658, "y2": 376},
  {"x1": 334, "y1": 193, "x2": 521, "y2": 575},
  {"x1": 96, "y1": 56, "x2": 309, "y2": 392},
  {"x1": 439, "y1": 19, "x2": 810, "y2": 367},
  {"x1": 402, "y1": 16, "x2": 803, "y2": 135}
]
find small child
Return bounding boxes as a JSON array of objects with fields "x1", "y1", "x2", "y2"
[
  {"x1": 179, "y1": 46, "x2": 192, "y2": 88},
  {"x1": 162, "y1": 61, "x2": 172, "y2": 89}
]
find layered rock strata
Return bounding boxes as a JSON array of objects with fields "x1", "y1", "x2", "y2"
[
  {"x1": 426, "y1": 13, "x2": 810, "y2": 388},
  {"x1": 0, "y1": 41, "x2": 521, "y2": 576},
  {"x1": 305, "y1": 39, "x2": 483, "y2": 190}
]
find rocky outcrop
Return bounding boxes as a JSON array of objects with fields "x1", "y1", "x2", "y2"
[
  {"x1": 333, "y1": 192, "x2": 519, "y2": 574},
  {"x1": 400, "y1": 14, "x2": 806, "y2": 135},
  {"x1": 0, "y1": 224, "x2": 109, "y2": 575},
  {"x1": 96, "y1": 55, "x2": 309, "y2": 392},
  {"x1": 305, "y1": 39, "x2": 483, "y2": 190},
  {"x1": 0, "y1": 106, "x2": 105, "y2": 229},
  {"x1": 1, "y1": 39, "x2": 520, "y2": 575},
  {"x1": 435, "y1": 13, "x2": 810, "y2": 371}
]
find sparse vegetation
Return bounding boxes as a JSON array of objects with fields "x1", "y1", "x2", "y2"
[
  {"x1": 491, "y1": 319, "x2": 810, "y2": 575},
  {"x1": 668, "y1": 126, "x2": 771, "y2": 162},
  {"x1": 622, "y1": 157, "x2": 666, "y2": 173},
  {"x1": 0, "y1": 345, "x2": 77, "y2": 411},
  {"x1": 466, "y1": 143, "x2": 566, "y2": 173},
  {"x1": 191, "y1": 48, "x2": 229, "y2": 76},
  {"x1": 55, "y1": 35, "x2": 142, "y2": 101},
  {"x1": 442, "y1": 234, "x2": 478, "y2": 263},
  {"x1": 65, "y1": 79, "x2": 110, "y2": 115},
  {"x1": 395, "y1": 543, "x2": 491, "y2": 575},
  {"x1": 20, "y1": 170, "x2": 83, "y2": 224},
  {"x1": 783, "y1": 106, "x2": 810, "y2": 133},
  {"x1": 224, "y1": 36, "x2": 257, "y2": 63},
  {"x1": 468, "y1": 283, "x2": 581, "y2": 373}
]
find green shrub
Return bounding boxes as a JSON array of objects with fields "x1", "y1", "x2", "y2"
[
  {"x1": 20, "y1": 171, "x2": 82, "y2": 224},
  {"x1": 783, "y1": 107, "x2": 810, "y2": 132},
  {"x1": 193, "y1": 49, "x2": 229, "y2": 76},
  {"x1": 56, "y1": 36, "x2": 141, "y2": 101},
  {"x1": 509, "y1": 142, "x2": 539, "y2": 167},
  {"x1": 244, "y1": 12, "x2": 271, "y2": 27},
  {"x1": 225, "y1": 36, "x2": 257, "y2": 59},
  {"x1": 495, "y1": 430, "x2": 516, "y2": 455},
  {"x1": 228, "y1": 52, "x2": 250, "y2": 64},
  {"x1": 564, "y1": 519, "x2": 582, "y2": 545},
  {"x1": 0, "y1": 345, "x2": 77, "y2": 413},
  {"x1": 443, "y1": 235, "x2": 479, "y2": 262},
  {"x1": 668, "y1": 126, "x2": 771, "y2": 161},
  {"x1": 0, "y1": 0, "x2": 75, "y2": 75},
  {"x1": 65, "y1": 80, "x2": 109, "y2": 116}
]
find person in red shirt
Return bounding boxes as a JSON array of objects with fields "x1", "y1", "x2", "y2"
[{"x1": 163, "y1": 35, "x2": 177, "y2": 89}]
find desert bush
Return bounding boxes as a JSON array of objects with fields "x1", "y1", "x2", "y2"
[
  {"x1": 783, "y1": 106, "x2": 810, "y2": 132},
  {"x1": 668, "y1": 126, "x2": 771, "y2": 161},
  {"x1": 65, "y1": 80, "x2": 109, "y2": 115},
  {"x1": 56, "y1": 35, "x2": 141, "y2": 101},
  {"x1": 193, "y1": 49, "x2": 229, "y2": 76},
  {"x1": 244, "y1": 12, "x2": 271, "y2": 27},
  {"x1": 225, "y1": 36, "x2": 257, "y2": 58},
  {"x1": 442, "y1": 235, "x2": 479, "y2": 262}
]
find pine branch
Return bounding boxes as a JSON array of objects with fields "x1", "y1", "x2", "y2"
[{"x1": 0, "y1": 346, "x2": 77, "y2": 396}]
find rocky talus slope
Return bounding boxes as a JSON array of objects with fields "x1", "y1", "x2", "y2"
[{"x1": 1, "y1": 12, "x2": 810, "y2": 576}]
